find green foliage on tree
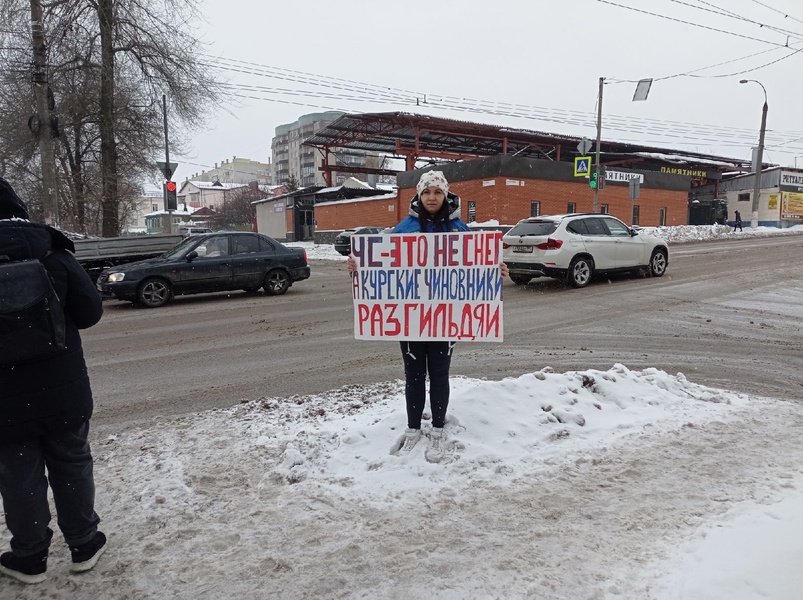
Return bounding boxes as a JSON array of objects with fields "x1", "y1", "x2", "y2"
[{"x1": 285, "y1": 175, "x2": 300, "y2": 192}]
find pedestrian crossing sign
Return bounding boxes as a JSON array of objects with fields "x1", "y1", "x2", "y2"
[{"x1": 574, "y1": 156, "x2": 591, "y2": 177}]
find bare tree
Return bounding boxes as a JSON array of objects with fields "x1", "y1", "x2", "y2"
[
  {"x1": 0, "y1": 0, "x2": 222, "y2": 236},
  {"x1": 216, "y1": 184, "x2": 265, "y2": 229},
  {"x1": 92, "y1": 0, "x2": 222, "y2": 235}
]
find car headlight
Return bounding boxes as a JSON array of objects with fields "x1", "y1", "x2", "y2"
[{"x1": 107, "y1": 272, "x2": 126, "y2": 283}]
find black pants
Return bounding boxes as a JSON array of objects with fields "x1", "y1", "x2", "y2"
[
  {"x1": 400, "y1": 341, "x2": 455, "y2": 429},
  {"x1": 0, "y1": 421, "x2": 100, "y2": 556},
  {"x1": 734, "y1": 222, "x2": 742, "y2": 231}
]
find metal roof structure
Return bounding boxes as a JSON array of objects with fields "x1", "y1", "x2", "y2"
[
  {"x1": 251, "y1": 184, "x2": 389, "y2": 206},
  {"x1": 303, "y1": 112, "x2": 763, "y2": 185}
]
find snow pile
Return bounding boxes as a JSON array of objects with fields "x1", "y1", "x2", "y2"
[{"x1": 6, "y1": 364, "x2": 802, "y2": 599}]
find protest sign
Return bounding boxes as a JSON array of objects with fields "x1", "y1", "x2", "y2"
[{"x1": 350, "y1": 231, "x2": 504, "y2": 342}]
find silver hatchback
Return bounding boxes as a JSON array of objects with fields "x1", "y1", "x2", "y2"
[{"x1": 502, "y1": 213, "x2": 669, "y2": 288}]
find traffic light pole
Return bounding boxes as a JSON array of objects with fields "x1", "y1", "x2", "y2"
[
  {"x1": 592, "y1": 77, "x2": 604, "y2": 213},
  {"x1": 162, "y1": 94, "x2": 173, "y2": 234}
]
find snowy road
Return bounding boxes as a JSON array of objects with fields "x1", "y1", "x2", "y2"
[{"x1": 83, "y1": 234, "x2": 803, "y2": 427}]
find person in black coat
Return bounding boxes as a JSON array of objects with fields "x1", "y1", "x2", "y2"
[
  {"x1": 0, "y1": 177, "x2": 107, "y2": 584},
  {"x1": 733, "y1": 210, "x2": 743, "y2": 232}
]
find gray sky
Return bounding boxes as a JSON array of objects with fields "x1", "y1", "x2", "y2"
[{"x1": 168, "y1": 0, "x2": 803, "y2": 184}]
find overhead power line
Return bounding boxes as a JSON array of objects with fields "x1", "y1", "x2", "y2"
[
  {"x1": 608, "y1": 43, "x2": 802, "y2": 81},
  {"x1": 596, "y1": 0, "x2": 798, "y2": 45},
  {"x1": 206, "y1": 55, "x2": 803, "y2": 144},
  {"x1": 748, "y1": 0, "x2": 803, "y2": 26},
  {"x1": 679, "y1": 0, "x2": 803, "y2": 40},
  {"x1": 676, "y1": 46, "x2": 803, "y2": 77},
  {"x1": 201, "y1": 48, "x2": 803, "y2": 159}
]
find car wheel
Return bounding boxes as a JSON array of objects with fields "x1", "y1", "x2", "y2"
[
  {"x1": 649, "y1": 249, "x2": 668, "y2": 277},
  {"x1": 264, "y1": 269, "x2": 290, "y2": 296},
  {"x1": 510, "y1": 275, "x2": 531, "y2": 285},
  {"x1": 137, "y1": 277, "x2": 172, "y2": 308},
  {"x1": 568, "y1": 256, "x2": 594, "y2": 288}
]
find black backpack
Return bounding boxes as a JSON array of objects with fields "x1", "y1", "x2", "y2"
[{"x1": 0, "y1": 254, "x2": 66, "y2": 365}]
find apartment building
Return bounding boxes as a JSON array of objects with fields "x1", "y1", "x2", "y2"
[
  {"x1": 271, "y1": 112, "x2": 369, "y2": 188},
  {"x1": 186, "y1": 156, "x2": 272, "y2": 186}
]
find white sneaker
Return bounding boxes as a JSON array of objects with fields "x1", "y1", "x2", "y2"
[
  {"x1": 425, "y1": 427, "x2": 445, "y2": 463},
  {"x1": 398, "y1": 428, "x2": 422, "y2": 455}
]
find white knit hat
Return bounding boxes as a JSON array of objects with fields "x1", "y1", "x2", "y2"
[{"x1": 416, "y1": 171, "x2": 449, "y2": 197}]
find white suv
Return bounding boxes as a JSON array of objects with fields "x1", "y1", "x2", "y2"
[{"x1": 502, "y1": 214, "x2": 669, "y2": 288}]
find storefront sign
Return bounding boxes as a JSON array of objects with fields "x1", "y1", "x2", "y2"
[
  {"x1": 606, "y1": 170, "x2": 644, "y2": 184},
  {"x1": 780, "y1": 172, "x2": 803, "y2": 192},
  {"x1": 660, "y1": 167, "x2": 708, "y2": 178}
]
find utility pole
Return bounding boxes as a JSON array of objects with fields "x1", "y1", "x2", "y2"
[
  {"x1": 751, "y1": 103, "x2": 767, "y2": 229},
  {"x1": 98, "y1": 0, "x2": 119, "y2": 237},
  {"x1": 740, "y1": 79, "x2": 768, "y2": 229},
  {"x1": 750, "y1": 98, "x2": 768, "y2": 229},
  {"x1": 593, "y1": 77, "x2": 604, "y2": 213},
  {"x1": 30, "y1": 0, "x2": 59, "y2": 226}
]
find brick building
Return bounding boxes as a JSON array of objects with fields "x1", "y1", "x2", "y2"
[{"x1": 313, "y1": 155, "x2": 691, "y2": 231}]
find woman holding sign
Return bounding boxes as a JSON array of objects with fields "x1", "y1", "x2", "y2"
[{"x1": 348, "y1": 170, "x2": 507, "y2": 463}]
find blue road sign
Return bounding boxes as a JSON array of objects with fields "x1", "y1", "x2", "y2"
[{"x1": 574, "y1": 157, "x2": 591, "y2": 177}]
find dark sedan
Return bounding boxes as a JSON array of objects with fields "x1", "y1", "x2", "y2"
[
  {"x1": 333, "y1": 226, "x2": 385, "y2": 256},
  {"x1": 96, "y1": 232, "x2": 310, "y2": 307}
]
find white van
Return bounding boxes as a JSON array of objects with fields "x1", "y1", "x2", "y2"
[{"x1": 179, "y1": 226, "x2": 212, "y2": 238}]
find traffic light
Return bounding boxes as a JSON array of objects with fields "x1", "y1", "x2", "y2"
[
  {"x1": 589, "y1": 171, "x2": 598, "y2": 189},
  {"x1": 164, "y1": 180, "x2": 177, "y2": 211}
]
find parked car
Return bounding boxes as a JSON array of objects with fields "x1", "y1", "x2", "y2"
[
  {"x1": 502, "y1": 213, "x2": 669, "y2": 288},
  {"x1": 334, "y1": 226, "x2": 385, "y2": 256},
  {"x1": 96, "y1": 232, "x2": 311, "y2": 307},
  {"x1": 179, "y1": 226, "x2": 213, "y2": 237}
]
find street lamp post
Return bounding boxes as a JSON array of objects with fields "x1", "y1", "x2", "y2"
[{"x1": 740, "y1": 79, "x2": 768, "y2": 229}]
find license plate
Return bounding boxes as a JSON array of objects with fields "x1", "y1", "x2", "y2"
[{"x1": 512, "y1": 246, "x2": 533, "y2": 253}]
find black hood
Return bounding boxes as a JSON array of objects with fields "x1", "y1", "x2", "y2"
[
  {"x1": 0, "y1": 220, "x2": 75, "y2": 261},
  {"x1": 0, "y1": 177, "x2": 29, "y2": 220}
]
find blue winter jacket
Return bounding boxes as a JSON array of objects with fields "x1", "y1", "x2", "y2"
[{"x1": 394, "y1": 192, "x2": 471, "y2": 233}]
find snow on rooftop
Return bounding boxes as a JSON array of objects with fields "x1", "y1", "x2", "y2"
[{"x1": 185, "y1": 181, "x2": 246, "y2": 190}]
